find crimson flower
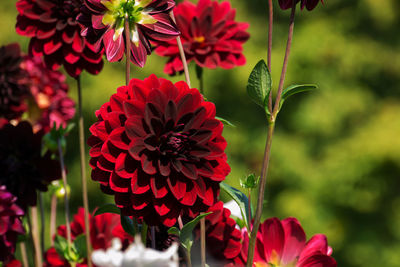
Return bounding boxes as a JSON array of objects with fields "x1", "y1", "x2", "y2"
[
  {"x1": 234, "y1": 217, "x2": 337, "y2": 267},
  {"x1": 78, "y1": 0, "x2": 180, "y2": 67},
  {"x1": 22, "y1": 55, "x2": 75, "y2": 133},
  {"x1": 0, "y1": 186, "x2": 25, "y2": 263},
  {"x1": 0, "y1": 43, "x2": 30, "y2": 121},
  {"x1": 197, "y1": 201, "x2": 242, "y2": 266},
  {"x1": 278, "y1": 0, "x2": 324, "y2": 11},
  {"x1": 0, "y1": 122, "x2": 61, "y2": 210},
  {"x1": 45, "y1": 207, "x2": 133, "y2": 267},
  {"x1": 16, "y1": 0, "x2": 104, "y2": 78},
  {"x1": 88, "y1": 74, "x2": 230, "y2": 227},
  {"x1": 153, "y1": 0, "x2": 250, "y2": 75}
]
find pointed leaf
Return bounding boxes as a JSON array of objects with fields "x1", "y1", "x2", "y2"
[
  {"x1": 215, "y1": 116, "x2": 236, "y2": 127},
  {"x1": 72, "y1": 234, "x2": 87, "y2": 260},
  {"x1": 94, "y1": 204, "x2": 121, "y2": 216},
  {"x1": 220, "y1": 182, "x2": 251, "y2": 231},
  {"x1": 54, "y1": 235, "x2": 69, "y2": 259},
  {"x1": 279, "y1": 84, "x2": 318, "y2": 110},
  {"x1": 167, "y1": 226, "x2": 180, "y2": 236},
  {"x1": 247, "y1": 60, "x2": 271, "y2": 110}
]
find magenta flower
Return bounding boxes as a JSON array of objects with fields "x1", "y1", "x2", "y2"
[
  {"x1": 78, "y1": 0, "x2": 180, "y2": 67},
  {"x1": 278, "y1": 0, "x2": 324, "y2": 11},
  {"x1": 22, "y1": 55, "x2": 75, "y2": 133},
  {"x1": 0, "y1": 186, "x2": 25, "y2": 263},
  {"x1": 234, "y1": 217, "x2": 337, "y2": 267}
]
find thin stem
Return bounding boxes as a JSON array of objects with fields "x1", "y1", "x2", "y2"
[
  {"x1": 151, "y1": 226, "x2": 156, "y2": 249},
  {"x1": 19, "y1": 242, "x2": 29, "y2": 267},
  {"x1": 185, "y1": 249, "x2": 192, "y2": 267},
  {"x1": 271, "y1": 2, "x2": 296, "y2": 118},
  {"x1": 267, "y1": 0, "x2": 274, "y2": 112},
  {"x1": 195, "y1": 65, "x2": 204, "y2": 95},
  {"x1": 38, "y1": 193, "x2": 45, "y2": 254},
  {"x1": 177, "y1": 216, "x2": 184, "y2": 230},
  {"x1": 246, "y1": 3, "x2": 296, "y2": 266},
  {"x1": 58, "y1": 139, "x2": 72, "y2": 245},
  {"x1": 76, "y1": 76, "x2": 92, "y2": 267},
  {"x1": 31, "y1": 206, "x2": 43, "y2": 267},
  {"x1": 50, "y1": 194, "x2": 57, "y2": 246},
  {"x1": 248, "y1": 189, "x2": 252, "y2": 223},
  {"x1": 124, "y1": 19, "x2": 131, "y2": 86},
  {"x1": 170, "y1": 11, "x2": 191, "y2": 87},
  {"x1": 200, "y1": 216, "x2": 206, "y2": 267}
]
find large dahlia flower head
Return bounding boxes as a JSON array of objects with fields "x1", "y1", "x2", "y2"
[
  {"x1": 154, "y1": 0, "x2": 250, "y2": 75},
  {"x1": 0, "y1": 186, "x2": 25, "y2": 263},
  {"x1": 16, "y1": 0, "x2": 104, "y2": 77},
  {"x1": 78, "y1": 0, "x2": 180, "y2": 67},
  {"x1": 88, "y1": 75, "x2": 230, "y2": 227}
]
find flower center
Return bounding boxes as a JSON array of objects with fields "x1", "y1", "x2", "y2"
[
  {"x1": 101, "y1": 0, "x2": 157, "y2": 43},
  {"x1": 159, "y1": 132, "x2": 191, "y2": 158},
  {"x1": 193, "y1": 36, "x2": 205, "y2": 43}
]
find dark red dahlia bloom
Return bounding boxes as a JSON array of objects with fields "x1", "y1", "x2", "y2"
[
  {"x1": 0, "y1": 122, "x2": 61, "y2": 210},
  {"x1": 88, "y1": 74, "x2": 230, "y2": 227},
  {"x1": 278, "y1": 0, "x2": 324, "y2": 11},
  {"x1": 45, "y1": 207, "x2": 133, "y2": 267},
  {"x1": 16, "y1": 0, "x2": 104, "y2": 78},
  {"x1": 0, "y1": 43, "x2": 30, "y2": 121},
  {"x1": 22, "y1": 55, "x2": 75, "y2": 133},
  {"x1": 78, "y1": 0, "x2": 180, "y2": 67},
  {"x1": 153, "y1": 0, "x2": 250, "y2": 75},
  {"x1": 191, "y1": 201, "x2": 242, "y2": 266},
  {"x1": 0, "y1": 186, "x2": 25, "y2": 263},
  {"x1": 234, "y1": 217, "x2": 337, "y2": 267}
]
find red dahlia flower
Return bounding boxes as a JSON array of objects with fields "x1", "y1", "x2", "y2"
[
  {"x1": 153, "y1": 0, "x2": 250, "y2": 75},
  {"x1": 88, "y1": 75, "x2": 230, "y2": 227},
  {"x1": 192, "y1": 201, "x2": 242, "y2": 266},
  {"x1": 0, "y1": 43, "x2": 30, "y2": 121},
  {"x1": 278, "y1": 0, "x2": 324, "y2": 11},
  {"x1": 78, "y1": 0, "x2": 180, "y2": 67},
  {"x1": 45, "y1": 207, "x2": 133, "y2": 267},
  {"x1": 234, "y1": 217, "x2": 337, "y2": 267},
  {"x1": 22, "y1": 55, "x2": 75, "y2": 133},
  {"x1": 0, "y1": 186, "x2": 25, "y2": 263},
  {"x1": 16, "y1": 0, "x2": 104, "y2": 78},
  {"x1": 0, "y1": 122, "x2": 61, "y2": 210}
]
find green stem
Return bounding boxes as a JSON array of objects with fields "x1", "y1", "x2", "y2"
[
  {"x1": 76, "y1": 76, "x2": 92, "y2": 267},
  {"x1": 267, "y1": 0, "x2": 274, "y2": 113},
  {"x1": 200, "y1": 215, "x2": 206, "y2": 267},
  {"x1": 125, "y1": 19, "x2": 131, "y2": 86},
  {"x1": 31, "y1": 206, "x2": 43, "y2": 267},
  {"x1": 195, "y1": 65, "x2": 204, "y2": 95},
  {"x1": 246, "y1": 2, "x2": 296, "y2": 266},
  {"x1": 38, "y1": 193, "x2": 45, "y2": 254}
]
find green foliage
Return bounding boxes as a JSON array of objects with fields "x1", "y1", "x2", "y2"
[
  {"x1": 121, "y1": 216, "x2": 136, "y2": 236},
  {"x1": 54, "y1": 234, "x2": 86, "y2": 263},
  {"x1": 240, "y1": 173, "x2": 260, "y2": 189},
  {"x1": 247, "y1": 60, "x2": 271, "y2": 115},
  {"x1": 220, "y1": 182, "x2": 251, "y2": 231},
  {"x1": 94, "y1": 203, "x2": 121, "y2": 216},
  {"x1": 279, "y1": 84, "x2": 318, "y2": 111}
]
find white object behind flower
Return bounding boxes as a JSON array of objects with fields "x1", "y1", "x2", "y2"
[
  {"x1": 224, "y1": 200, "x2": 242, "y2": 219},
  {"x1": 92, "y1": 237, "x2": 179, "y2": 267}
]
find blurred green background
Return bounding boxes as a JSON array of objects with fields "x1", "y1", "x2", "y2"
[{"x1": 2, "y1": 0, "x2": 400, "y2": 266}]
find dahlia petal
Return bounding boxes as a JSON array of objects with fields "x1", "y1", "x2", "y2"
[
  {"x1": 109, "y1": 128, "x2": 129, "y2": 150},
  {"x1": 158, "y1": 158, "x2": 171, "y2": 176},
  {"x1": 299, "y1": 234, "x2": 330, "y2": 263},
  {"x1": 150, "y1": 177, "x2": 168, "y2": 198},
  {"x1": 140, "y1": 13, "x2": 180, "y2": 40},
  {"x1": 104, "y1": 30, "x2": 125, "y2": 62},
  {"x1": 123, "y1": 100, "x2": 145, "y2": 117},
  {"x1": 62, "y1": 28, "x2": 77, "y2": 44},
  {"x1": 63, "y1": 48, "x2": 80, "y2": 64},
  {"x1": 130, "y1": 39, "x2": 147, "y2": 67},
  {"x1": 196, "y1": 161, "x2": 214, "y2": 177},
  {"x1": 125, "y1": 116, "x2": 147, "y2": 139},
  {"x1": 128, "y1": 138, "x2": 146, "y2": 161},
  {"x1": 36, "y1": 25, "x2": 56, "y2": 39},
  {"x1": 261, "y1": 218, "x2": 285, "y2": 264},
  {"x1": 164, "y1": 100, "x2": 178, "y2": 122},
  {"x1": 154, "y1": 202, "x2": 171, "y2": 216},
  {"x1": 16, "y1": 16, "x2": 37, "y2": 37},
  {"x1": 91, "y1": 168, "x2": 110, "y2": 184},
  {"x1": 130, "y1": 170, "x2": 150, "y2": 194},
  {"x1": 280, "y1": 218, "x2": 307, "y2": 265},
  {"x1": 180, "y1": 182, "x2": 197, "y2": 206},
  {"x1": 298, "y1": 254, "x2": 337, "y2": 267},
  {"x1": 147, "y1": 87, "x2": 168, "y2": 110},
  {"x1": 167, "y1": 177, "x2": 186, "y2": 200},
  {"x1": 191, "y1": 130, "x2": 213, "y2": 144},
  {"x1": 181, "y1": 161, "x2": 198, "y2": 180},
  {"x1": 43, "y1": 38, "x2": 62, "y2": 55},
  {"x1": 202, "y1": 183, "x2": 217, "y2": 206},
  {"x1": 115, "y1": 153, "x2": 137, "y2": 178},
  {"x1": 110, "y1": 172, "x2": 129, "y2": 193},
  {"x1": 72, "y1": 33, "x2": 85, "y2": 53},
  {"x1": 141, "y1": 153, "x2": 157, "y2": 175},
  {"x1": 146, "y1": 0, "x2": 176, "y2": 14}
]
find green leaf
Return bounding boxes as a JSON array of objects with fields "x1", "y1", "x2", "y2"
[
  {"x1": 220, "y1": 182, "x2": 251, "y2": 231},
  {"x1": 180, "y1": 212, "x2": 212, "y2": 252},
  {"x1": 94, "y1": 204, "x2": 121, "y2": 216},
  {"x1": 54, "y1": 235, "x2": 69, "y2": 259},
  {"x1": 247, "y1": 60, "x2": 272, "y2": 110},
  {"x1": 279, "y1": 84, "x2": 318, "y2": 110},
  {"x1": 240, "y1": 174, "x2": 260, "y2": 189},
  {"x1": 72, "y1": 234, "x2": 87, "y2": 260},
  {"x1": 215, "y1": 116, "x2": 236, "y2": 127},
  {"x1": 121, "y1": 215, "x2": 136, "y2": 236},
  {"x1": 167, "y1": 226, "x2": 180, "y2": 236}
]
